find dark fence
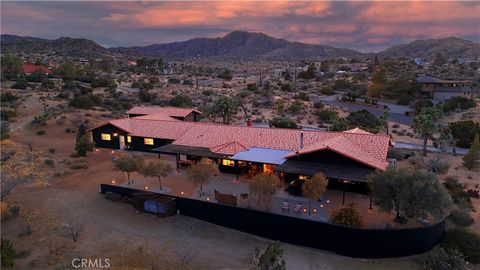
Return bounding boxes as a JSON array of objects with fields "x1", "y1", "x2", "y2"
[{"x1": 100, "y1": 184, "x2": 444, "y2": 258}]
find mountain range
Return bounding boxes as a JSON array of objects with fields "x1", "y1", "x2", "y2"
[{"x1": 2, "y1": 31, "x2": 479, "y2": 60}]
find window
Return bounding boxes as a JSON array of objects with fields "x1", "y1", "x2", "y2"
[
  {"x1": 101, "y1": 133, "x2": 111, "y2": 141},
  {"x1": 222, "y1": 159, "x2": 235, "y2": 166},
  {"x1": 298, "y1": 175, "x2": 310, "y2": 180},
  {"x1": 144, "y1": 138, "x2": 154, "y2": 145},
  {"x1": 127, "y1": 135, "x2": 131, "y2": 143}
]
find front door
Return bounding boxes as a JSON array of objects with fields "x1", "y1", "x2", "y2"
[{"x1": 119, "y1": 135, "x2": 125, "y2": 150}]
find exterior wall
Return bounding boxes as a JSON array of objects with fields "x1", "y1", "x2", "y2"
[
  {"x1": 128, "y1": 136, "x2": 173, "y2": 153},
  {"x1": 433, "y1": 91, "x2": 473, "y2": 102},
  {"x1": 294, "y1": 150, "x2": 375, "y2": 170},
  {"x1": 91, "y1": 124, "x2": 128, "y2": 149}
]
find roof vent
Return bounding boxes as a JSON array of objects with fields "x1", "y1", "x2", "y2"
[{"x1": 299, "y1": 132, "x2": 304, "y2": 149}]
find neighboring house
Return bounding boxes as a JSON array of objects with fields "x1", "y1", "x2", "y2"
[
  {"x1": 88, "y1": 107, "x2": 391, "y2": 194},
  {"x1": 23, "y1": 63, "x2": 52, "y2": 75},
  {"x1": 416, "y1": 75, "x2": 475, "y2": 102},
  {"x1": 126, "y1": 106, "x2": 202, "y2": 122}
]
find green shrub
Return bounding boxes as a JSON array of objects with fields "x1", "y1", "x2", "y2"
[
  {"x1": 269, "y1": 117, "x2": 297, "y2": 129},
  {"x1": 448, "y1": 208, "x2": 474, "y2": 227},
  {"x1": 35, "y1": 130, "x2": 46, "y2": 136},
  {"x1": 69, "y1": 95, "x2": 101, "y2": 109},
  {"x1": 441, "y1": 228, "x2": 480, "y2": 263},
  {"x1": 444, "y1": 177, "x2": 473, "y2": 210},
  {"x1": 12, "y1": 80, "x2": 29, "y2": 90},
  {"x1": 315, "y1": 109, "x2": 338, "y2": 124},
  {"x1": 442, "y1": 97, "x2": 476, "y2": 113},
  {"x1": 0, "y1": 110, "x2": 17, "y2": 121}
]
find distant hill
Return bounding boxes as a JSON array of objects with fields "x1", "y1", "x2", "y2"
[
  {"x1": 110, "y1": 31, "x2": 363, "y2": 59},
  {"x1": 1, "y1": 34, "x2": 110, "y2": 58},
  {"x1": 377, "y1": 37, "x2": 480, "y2": 59}
]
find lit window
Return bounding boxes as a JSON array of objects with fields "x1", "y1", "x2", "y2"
[
  {"x1": 222, "y1": 159, "x2": 235, "y2": 166},
  {"x1": 238, "y1": 161, "x2": 247, "y2": 167},
  {"x1": 298, "y1": 175, "x2": 309, "y2": 180},
  {"x1": 101, "y1": 133, "x2": 111, "y2": 141},
  {"x1": 144, "y1": 138, "x2": 154, "y2": 145},
  {"x1": 127, "y1": 135, "x2": 131, "y2": 143}
]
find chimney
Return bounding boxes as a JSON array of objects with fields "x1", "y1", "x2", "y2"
[
  {"x1": 246, "y1": 118, "x2": 253, "y2": 127},
  {"x1": 299, "y1": 132, "x2": 304, "y2": 149}
]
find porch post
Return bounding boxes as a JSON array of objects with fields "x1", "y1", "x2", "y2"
[
  {"x1": 176, "y1": 154, "x2": 180, "y2": 171},
  {"x1": 342, "y1": 180, "x2": 346, "y2": 206},
  {"x1": 235, "y1": 160, "x2": 239, "y2": 181}
]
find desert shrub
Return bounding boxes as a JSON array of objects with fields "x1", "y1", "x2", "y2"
[
  {"x1": 44, "y1": 159, "x2": 55, "y2": 168},
  {"x1": 280, "y1": 84, "x2": 292, "y2": 92},
  {"x1": 1, "y1": 238, "x2": 15, "y2": 268},
  {"x1": 69, "y1": 162, "x2": 88, "y2": 170},
  {"x1": 0, "y1": 110, "x2": 17, "y2": 121},
  {"x1": 407, "y1": 156, "x2": 426, "y2": 169},
  {"x1": 330, "y1": 204, "x2": 363, "y2": 227},
  {"x1": 442, "y1": 97, "x2": 476, "y2": 113},
  {"x1": 313, "y1": 101, "x2": 324, "y2": 109},
  {"x1": 387, "y1": 148, "x2": 409, "y2": 160},
  {"x1": 392, "y1": 123, "x2": 400, "y2": 128},
  {"x1": 294, "y1": 92, "x2": 309, "y2": 101},
  {"x1": 448, "y1": 208, "x2": 474, "y2": 227},
  {"x1": 315, "y1": 109, "x2": 338, "y2": 124},
  {"x1": 320, "y1": 87, "x2": 334, "y2": 95},
  {"x1": 36, "y1": 130, "x2": 46, "y2": 135},
  {"x1": 169, "y1": 94, "x2": 193, "y2": 108},
  {"x1": 422, "y1": 247, "x2": 469, "y2": 270},
  {"x1": 31, "y1": 114, "x2": 47, "y2": 125},
  {"x1": 12, "y1": 80, "x2": 29, "y2": 90},
  {"x1": 249, "y1": 242, "x2": 286, "y2": 270},
  {"x1": 441, "y1": 228, "x2": 480, "y2": 263},
  {"x1": 69, "y1": 95, "x2": 101, "y2": 109},
  {"x1": 426, "y1": 158, "x2": 450, "y2": 175},
  {"x1": 269, "y1": 117, "x2": 297, "y2": 129},
  {"x1": 444, "y1": 177, "x2": 473, "y2": 210}
]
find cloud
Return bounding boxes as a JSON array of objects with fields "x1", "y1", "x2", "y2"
[{"x1": 1, "y1": 1, "x2": 479, "y2": 52}]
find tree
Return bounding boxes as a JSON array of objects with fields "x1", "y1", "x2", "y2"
[
  {"x1": 113, "y1": 155, "x2": 144, "y2": 185},
  {"x1": 329, "y1": 117, "x2": 349, "y2": 131},
  {"x1": 462, "y1": 133, "x2": 480, "y2": 170},
  {"x1": 434, "y1": 126, "x2": 457, "y2": 155},
  {"x1": 301, "y1": 173, "x2": 328, "y2": 215},
  {"x1": 218, "y1": 69, "x2": 233, "y2": 81},
  {"x1": 76, "y1": 135, "x2": 93, "y2": 157},
  {"x1": 367, "y1": 68, "x2": 388, "y2": 98},
  {"x1": 249, "y1": 173, "x2": 279, "y2": 210},
  {"x1": 269, "y1": 117, "x2": 297, "y2": 129},
  {"x1": 412, "y1": 106, "x2": 443, "y2": 156},
  {"x1": 1, "y1": 238, "x2": 15, "y2": 269},
  {"x1": 331, "y1": 203, "x2": 363, "y2": 227},
  {"x1": 76, "y1": 123, "x2": 86, "y2": 147},
  {"x1": 249, "y1": 242, "x2": 286, "y2": 270},
  {"x1": 185, "y1": 158, "x2": 219, "y2": 193},
  {"x1": 1, "y1": 53, "x2": 24, "y2": 78},
  {"x1": 142, "y1": 160, "x2": 173, "y2": 190},
  {"x1": 369, "y1": 167, "x2": 452, "y2": 223},
  {"x1": 448, "y1": 121, "x2": 480, "y2": 148},
  {"x1": 169, "y1": 95, "x2": 193, "y2": 108},
  {"x1": 58, "y1": 60, "x2": 78, "y2": 82},
  {"x1": 441, "y1": 228, "x2": 480, "y2": 263},
  {"x1": 346, "y1": 110, "x2": 383, "y2": 133},
  {"x1": 213, "y1": 96, "x2": 237, "y2": 124}
]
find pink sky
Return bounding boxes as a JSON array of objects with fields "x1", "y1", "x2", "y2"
[{"x1": 1, "y1": 1, "x2": 479, "y2": 52}]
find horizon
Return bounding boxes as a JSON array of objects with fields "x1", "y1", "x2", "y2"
[
  {"x1": 1, "y1": 1, "x2": 479, "y2": 53},
  {"x1": 2, "y1": 31, "x2": 478, "y2": 54}
]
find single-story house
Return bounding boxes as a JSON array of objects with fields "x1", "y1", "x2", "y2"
[
  {"x1": 126, "y1": 106, "x2": 202, "y2": 122},
  {"x1": 88, "y1": 107, "x2": 391, "y2": 194},
  {"x1": 417, "y1": 75, "x2": 475, "y2": 102}
]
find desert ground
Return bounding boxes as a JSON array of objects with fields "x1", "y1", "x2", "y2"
[{"x1": 1, "y1": 90, "x2": 479, "y2": 270}]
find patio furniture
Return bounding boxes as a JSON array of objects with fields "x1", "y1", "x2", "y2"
[
  {"x1": 294, "y1": 203, "x2": 302, "y2": 213},
  {"x1": 281, "y1": 201, "x2": 290, "y2": 212}
]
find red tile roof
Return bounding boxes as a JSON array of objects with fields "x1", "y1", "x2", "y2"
[
  {"x1": 23, "y1": 64, "x2": 51, "y2": 74},
  {"x1": 89, "y1": 117, "x2": 390, "y2": 170},
  {"x1": 127, "y1": 106, "x2": 201, "y2": 118}
]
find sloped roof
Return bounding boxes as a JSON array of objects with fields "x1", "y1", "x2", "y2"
[
  {"x1": 132, "y1": 114, "x2": 181, "y2": 121},
  {"x1": 345, "y1": 127, "x2": 372, "y2": 134},
  {"x1": 23, "y1": 64, "x2": 51, "y2": 74},
  {"x1": 127, "y1": 106, "x2": 202, "y2": 118},
  {"x1": 88, "y1": 118, "x2": 390, "y2": 170}
]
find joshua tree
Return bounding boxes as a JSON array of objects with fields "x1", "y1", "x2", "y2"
[{"x1": 412, "y1": 107, "x2": 443, "y2": 156}]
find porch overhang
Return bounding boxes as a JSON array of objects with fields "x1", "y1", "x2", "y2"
[
  {"x1": 152, "y1": 144, "x2": 228, "y2": 159},
  {"x1": 274, "y1": 160, "x2": 376, "y2": 182},
  {"x1": 229, "y1": 147, "x2": 290, "y2": 165}
]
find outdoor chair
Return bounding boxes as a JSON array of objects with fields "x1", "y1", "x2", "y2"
[
  {"x1": 294, "y1": 203, "x2": 302, "y2": 213},
  {"x1": 281, "y1": 201, "x2": 290, "y2": 212}
]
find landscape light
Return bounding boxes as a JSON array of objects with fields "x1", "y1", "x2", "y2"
[
  {"x1": 180, "y1": 191, "x2": 184, "y2": 195},
  {"x1": 303, "y1": 208, "x2": 307, "y2": 213},
  {"x1": 320, "y1": 204, "x2": 324, "y2": 208},
  {"x1": 313, "y1": 209, "x2": 317, "y2": 213},
  {"x1": 111, "y1": 150, "x2": 115, "y2": 154},
  {"x1": 326, "y1": 200, "x2": 330, "y2": 203},
  {"x1": 111, "y1": 180, "x2": 116, "y2": 184},
  {"x1": 145, "y1": 186, "x2": 149, "y2": 190},
  {"x1": 95, "y1": 148, "x2": 99, "y2": 152},
  {"x1": 206, "y1": 197, "x2": 210, "y2": 201}
]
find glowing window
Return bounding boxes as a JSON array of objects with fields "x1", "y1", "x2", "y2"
[
  {"x1": 144, "y1": 138, "x2": 154, "y2": 145},
  {"x1": 298, "y1": 175, "x2": 309, "y2": 180},
  {"x1": 222, "y1": 159, "x2": 235, "y2": 166},
  {"x1": 127, "y1": 135, "x2": 132, "y2": 143},
  {"x1": 101, "y1": 133, "x2": 111, "y2": 141}
]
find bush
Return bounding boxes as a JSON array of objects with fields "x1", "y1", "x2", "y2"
[
  {"x1": 387, "y1": 148, "x2": 409, "y2": 160},
  {"x1": 320, "y1": 87, "x2": 335, "y2": 95},
  {"x1": 330, "y1": 204, "x2": 363, "y2": 227},
  {"x1": 0, "y1": 110, "x2": 17, "y2": 121},
  {"x1": 12, "y1": 80, "x2": 29, "y2": 90},
  {"x1": 280, "y1": 84, "x2": 292, "y2": 92},
  {"x1": 1, "y1": 238, "x2": 15, "y2": 269},
  {"x1": 44, "y1": 159, "x2": 55, "y2": 168},
  {"x1": 313, "y1": 101, "x2": 324, "y2": 109},
  {"x1": 70, "y1": 95, "x2": 101, "y2": 109},
  {"x1": 35, "y1": 130, "x2": 46, "y2": 136},
  {"x1": 448, "y1": 208, "x2": 474, "y2": 227},
  {"x1": 442, "y1": 97, "x2": 476, "y2": 113},
  {"x1": 441, "y1": 228, "x2": 480, "y2": 263},
  {"x1": 169, "y1": 95, "x2": 193, "y2": 108},
  {"x1": 422, "y1": 247, "x2": 469, "y2": 270},
  {"x1": 269, "y1": 117, "x2": 297, "y2": 129},
  {"x1": 444, "y1": 177, "x2": 473, "y2": 210},
  {"x1": 315, "y1": 109, "x2": 338, "y2": 124},
  {"x1": 426, "y1": 158, "x2": 450, "y2": 175}
]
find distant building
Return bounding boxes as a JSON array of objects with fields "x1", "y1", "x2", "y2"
[
  {"x1": 23, "y1": 63, "x2": 52, "y2": 75},
  {"x1": 416, "y1": 75, "x2": 475, "y2": 102}
]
